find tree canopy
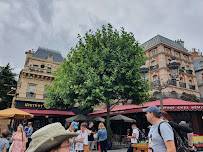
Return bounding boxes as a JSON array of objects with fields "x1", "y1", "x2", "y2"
[
  {"x1": 0, "y1": 63, "x2": 17, "y2": 109},
  {"x1": 46, "y1": 24, "x2": 150, "y2": 110},
  {"x1": 45, "y1": 24, "x2": 150, "y2": 141}
]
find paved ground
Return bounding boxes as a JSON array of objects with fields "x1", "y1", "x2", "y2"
[{"x1": 93, "y1": 148, "x2": 127, "y2": 152}]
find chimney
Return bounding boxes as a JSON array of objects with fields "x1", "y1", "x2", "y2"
[{"x1": 177, "y1": 39, "x2": 184, "y2": 47}]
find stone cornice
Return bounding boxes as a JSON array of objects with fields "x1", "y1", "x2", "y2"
[
  {"x1": 148, "y1": 52, "x2": 193, "y2": 64},
  {"x1": 28, "y1": 56, "x2": 62, "y2": 65},
  {"x1": 149, "y1": 67, "x2": 196, "y2": 77},
  {"x1": 144, "y1": 42, "x2": 192, "y2": 56}
]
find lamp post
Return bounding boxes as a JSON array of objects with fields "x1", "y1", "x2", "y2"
[{"x1": 139, "y1": 57, "x2": 180, "y2": 110}]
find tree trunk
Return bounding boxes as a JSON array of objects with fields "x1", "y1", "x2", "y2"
[{"x1": 106, "y1": 101, "x2": 112, "y2": 141}]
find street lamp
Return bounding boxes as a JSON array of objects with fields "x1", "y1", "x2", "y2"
[
  {"x1": 167, "y1": 57, "x2": 180, "y2": 79},
  {"x1": 139, "y1": 57, "x2": 180, "y2": 110}
]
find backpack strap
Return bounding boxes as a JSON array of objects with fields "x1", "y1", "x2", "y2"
[{"x1": 158, "y1": 121, "x2": 167, "y2": 141}]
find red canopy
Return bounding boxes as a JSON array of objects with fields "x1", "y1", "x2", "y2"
[
  {"x1": 89, "y1": 98, "x2": 203, "y2": 116},
  {"x1": 18, "y1": 109, "x2": 75, "y2": 116}
]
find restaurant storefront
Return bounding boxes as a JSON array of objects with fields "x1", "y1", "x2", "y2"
[
  {"x1": 89, "y1": 98, "x2": 203, "y2": 135},
  {"x1": 13, "y1": 99, "x2": 76, "y2": 130}
]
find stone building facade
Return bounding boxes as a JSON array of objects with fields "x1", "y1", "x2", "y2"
[
  {"x1": 193, "y1": 58, "x2": 203, "y2": 101},
  {"x1": 141, "y1": 35, "x2": 200, "y2": 99}
]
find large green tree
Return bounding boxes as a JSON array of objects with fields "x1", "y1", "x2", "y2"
[
  {"x1": 46, "y1": 24, "x2": 150, "y2": 141},
  {"x1": 0, "y1": 63, "x2": 17, "y2": 109}
]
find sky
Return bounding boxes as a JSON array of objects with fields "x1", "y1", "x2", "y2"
[{"x1": 0, "y1": 0, "x2": 203, "y2": 76}]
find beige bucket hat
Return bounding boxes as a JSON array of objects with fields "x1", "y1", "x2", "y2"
[{"x1": 26, "y1": 122, "x2": 79, "y2": 152}]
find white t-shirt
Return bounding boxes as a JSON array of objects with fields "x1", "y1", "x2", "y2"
[
  {"x1": 75, "y1": 130, "x2": 88, "y2": 150},
  {"x1": 131, "y1": 128, "x2": 139, "y2": 143}
]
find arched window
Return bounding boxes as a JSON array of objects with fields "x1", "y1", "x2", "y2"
[
  {"x1": 171, "y1": 91, "x2": 178, "y2": 99},
  {"x1": 189, "y1": 80, "x2": 192, "y2": 85},
  {"x1": 47, "y1": 54, "x2": 53, "y2": 61},
  {"x1": 166, "y1": 48, "x2": 170, "y2": 54},
  {"x1": 153, "y1": 75, "x2": 159, "y2": 81},
  {"x1": 151, "y1": 50, "x2": 156, "y2": 56},
  {"x1": 154, "y1": 92, "x2": 161, "y2": 99},
  {"x1": 151, "y1": 60, "x2": 157, "y2": 66}
]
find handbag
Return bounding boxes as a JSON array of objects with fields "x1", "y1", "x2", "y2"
[
  {"x1": 83, "y1": 144, "x2": 90, "y2": 152},
  {"x1": 9, "y1": 141, "x2": 14, "y2": 152}
]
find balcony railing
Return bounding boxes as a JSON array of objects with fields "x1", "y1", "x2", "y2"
[
  {"x1": 25, "y1": 66, "x2": 53, "y2": 74},
  {"x1": 151, "y1": 80, "x2": 160, "y2": 87},
  {"x1": 186, "y1": 70, "x2": 193, "y2": 75},
  {"x1": 150, "y1": 65, "x2": 159, "y2": 71},
  {"x1": 168, "y1": 79, "x2": 177, "y2": 86},
  {"x1": 179, "y1": 82, "x2": 186, "y2": 88},
  {"x1": 26, "y1": 92, "x2": 36, "y2": 98},
  {"x1": 189, "y1": 84, "x2": 196, "y2": 90}
]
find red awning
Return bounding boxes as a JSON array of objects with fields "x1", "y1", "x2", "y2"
[
  {"x1": 18, "y1": 109, "x2": 75, "y2": 116},
  {"x1": 89, "y1": 98, "x2": 203, "y2": 116}
]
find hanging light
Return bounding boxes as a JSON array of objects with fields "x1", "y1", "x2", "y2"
[{"x1": 168, "y1": 57, "x2": 180, "y2": 79}]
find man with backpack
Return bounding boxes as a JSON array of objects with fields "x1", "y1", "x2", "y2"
[
  {"x1": 143, "y1": 106, "x2": 176, "y2": 152},
  {"x1": 127, "y1": 124, "x2": 139, "y2": 152}
]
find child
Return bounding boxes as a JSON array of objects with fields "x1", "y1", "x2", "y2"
[{"x1": 0, "y1": 129, "x2": 11, "y2": 152}]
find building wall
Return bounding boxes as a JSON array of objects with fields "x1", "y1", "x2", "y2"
[
  {"x1": 195, "y1": 70, "x2": 203, "y2": 98},
  {"x1": 13, "y1": 50, "x2": 61, "y2": 105},
  {"x1": 145, "y1": 43, "x2": 200, "y2": 98}
]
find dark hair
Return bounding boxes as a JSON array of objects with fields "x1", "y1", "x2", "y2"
[
  {"x1": 153, "y1": 112, "x2": 161, "y2": 118},
  {"x1": 23, "y1": 119, "x2": 27, "y2": 123},
  {"x1": 2, "y1": 129, "x2": 11, "y2": 138},
  {"x1": 161, "y1": 111, "x2": 173, "y2": 121}
]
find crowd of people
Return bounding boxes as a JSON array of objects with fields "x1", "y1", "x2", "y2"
[
  {"x1": 0, "y1": 120, "x2": 108, "y2": 152},
  {"x1": 0, "y1": 106, "x2": 196, "y2": 152}
]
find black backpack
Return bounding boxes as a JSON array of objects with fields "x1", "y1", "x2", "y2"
[
  {"x1": 136, "y1": 128, "x2": 145, "y2": 142},
  {"x1": 158, "y1": 121, "x2": 189, "y2": 152}
]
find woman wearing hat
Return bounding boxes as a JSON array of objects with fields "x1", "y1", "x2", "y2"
[{"x1": 26, "y1": 123, "x2": 79, "y2": 152}]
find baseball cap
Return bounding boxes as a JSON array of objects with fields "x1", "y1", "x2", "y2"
[
  {"x1": 179, "y1": 121, "x2": 187, "y2": 126},
  {"x1": 71, "y1": 121, "x2": 78, "y2": 129},
  {"x1": 143, "y1": 106, "x2": 161, "y2": 116}
]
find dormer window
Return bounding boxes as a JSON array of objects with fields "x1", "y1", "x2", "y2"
[
  {"x1": 47, "y1": 54, "x2": 53, "y2": 61},
  {"x1": 166, "y1": 48, "x2": 170, "y2": 54}
]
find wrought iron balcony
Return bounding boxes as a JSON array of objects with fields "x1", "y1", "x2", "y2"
[
  {"x1": 186, "y1": 70, "x2": 193, "y2": 75},
  {"x1": 189, "y1": 84, "x2": 196, "y2": 90},
  {"x1": 168, "y1": 79, "x2": 177, "y2": 86},
  {"x1": 150, "y1": 65, "x2": 159, "y2": 71},
  {"x1": 26, "y1": 92, "x2": 36, "y2": 98},
  {"x1": 179, "y1": 82, "x2": 186, "y2": 88}
]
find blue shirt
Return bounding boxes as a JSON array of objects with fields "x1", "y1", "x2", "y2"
[{"x1": 97, "y1": 128, "x2": 107, "y2": 141}]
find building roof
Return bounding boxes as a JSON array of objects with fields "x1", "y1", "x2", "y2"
[
  {"x1": 193, "y1": 58, "x2": 203, "y2": 71},
  {"x1": 33, "y1": 47, "x2": 63, "y2": 62},
  {"x1": 141, "y1": 35, "x2": 188, "y2": 51}
]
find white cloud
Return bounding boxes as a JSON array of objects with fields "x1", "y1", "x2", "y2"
[{"x1": 0, "y1": 0, "x2": 203, "y2": 76}]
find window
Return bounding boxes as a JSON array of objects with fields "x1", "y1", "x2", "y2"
[
  {"x1": 180, "y1": 77, "x2": 183, "y2": 82},
  {"x1": 33, "y1": 65, "x2": 39, "y2": 67},
  {"x1": 28, "y1": 84, "x2": 36, "y2": 92},
  {"x1": 200, "y1": 61, "x2": 203, "y2": 68},
  {"x1": 47, "y1": 54, "x2": 53, "y2": 61},
  {"x1": 153, "y1": 75, "x2": 159, "y2": 81},
  {"x1": 184, "y1": 55, "x2": 187, "y2": 60},
  {"x1": 41, "y1": 65, "x2": 45, "y2": 68},
  {"x1": 175, "y1": 52, "x2": 179, "y2": 57},
  {"x1": 189, "y1": 80, "x2": 192, "y2": 85},
  {"x1": 186, "y1": 65, "x2": 189, "y2": 70},
  {"x1": 166, "y1": 48, "x2": 170, "y2": 54},
  {"x1": 167, "y1": 59, "x2": 171, "y2": 64},
  {"x1": 47, "y1": 67, "x2": 51, "y2": 74},
  {"x1": 151, "y1": 60, "x2": 157, "y2": 66},
  {"x1": 151, "y1": 50, "x2": 156, "y2": 56}
]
